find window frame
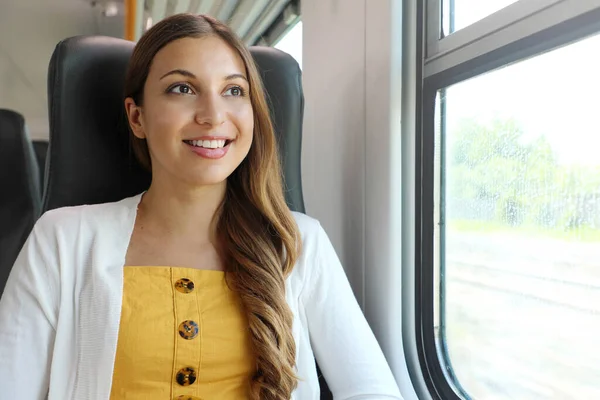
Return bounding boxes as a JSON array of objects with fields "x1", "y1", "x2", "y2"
[
  {"x1": 426, "y1": 0, "x2": 562, "y2": 57},
  {"x1": 426, "y1": 0, "x2": 600, "y2": 78},
  {"x1": 414, "y1": 1, "x2": 600, "y2": 399}
]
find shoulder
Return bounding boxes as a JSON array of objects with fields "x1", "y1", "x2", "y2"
[
  {"x1": 291, "y1": 211, "x2": 323, "y2": 242},
  {"x1": 291, "y1": 211, "x2": 334, "y2": 258},
  {"x1": 289, "y1": 211, "x2": 339, "y2": 283},
  {"x1": 33, "y1": 194, "x2": 141, "y2": 238}
]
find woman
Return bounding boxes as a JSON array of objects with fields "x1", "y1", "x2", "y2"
[{"x1": 0, "y1": 13, "x2": 402, "y2": 400}]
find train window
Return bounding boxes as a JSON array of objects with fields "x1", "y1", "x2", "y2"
[
  {"x1": 441, "y1": 0, "x2": 519, "y2": 35},
  {"x1": 434, "y1": 31, "x2": 600, "y2": 399},
  {"x1": 274, "y1": 21, "x2": 303, "y2": 69}
]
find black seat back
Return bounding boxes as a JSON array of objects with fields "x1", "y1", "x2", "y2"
[
  {"x1": 0, "y1": 109, "x2": 41, "y2": 294},
  {"x1": 32, "y1": 140, "x2": 49, "y2": 194}
]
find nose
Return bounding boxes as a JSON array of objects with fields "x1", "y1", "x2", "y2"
[{"x1": 194, "y1": 93, "x2": 226, "y2": 127}]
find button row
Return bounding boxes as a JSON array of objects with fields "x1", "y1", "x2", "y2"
[{"x1": 174, "y1": 277, "x2": 199, "y2": 399}]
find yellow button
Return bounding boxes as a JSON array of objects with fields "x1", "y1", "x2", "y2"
[
  {"x1": 178, "y1": 320, "x2": 199, "y2": 340},
  {"x1": 175, "y1": 278, "x2": 195, "y2": 294},
  {"x1": 174, "y1": 396, "x2": 203, "y2": 400},
  {"x1": 176, "y1": 367, "x2": 197, "y2": 386}
]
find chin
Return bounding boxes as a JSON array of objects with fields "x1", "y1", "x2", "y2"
[
  {"x1": 185, "y1": 176, "x2": 229, "y2": 187},
  {"x1": 171, "y1": 161, "x2": 243, "y2": 188},
  {"x1": 183, "y1": 169, "x2": 234, "y2": 187}
]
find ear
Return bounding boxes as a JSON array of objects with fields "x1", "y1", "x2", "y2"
[{"x1": 125, "y1": 97, "x2": 146, "y2": 139}]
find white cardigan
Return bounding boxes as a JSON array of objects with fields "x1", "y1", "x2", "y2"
[{"x1": 0, "y1": 193, "x2": 402, "y2": 400}]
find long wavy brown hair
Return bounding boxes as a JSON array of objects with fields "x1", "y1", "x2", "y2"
[{"x1": 123, "y1": 13, "x2": 300, "y2": 399}]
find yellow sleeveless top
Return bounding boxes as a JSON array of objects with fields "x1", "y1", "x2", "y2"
[{"x1": 109, "y1": 267, "x2": 255, "y2": 400}]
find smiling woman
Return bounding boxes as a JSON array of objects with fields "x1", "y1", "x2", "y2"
[{"x1": 121, "y1": 14, "x2": 298, "y2": 399}]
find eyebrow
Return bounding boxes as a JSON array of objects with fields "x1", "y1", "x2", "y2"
[
  {"x1": 159, "y1": 69, "x2": 248, "y2": 82},
  {"x1": 160, "y1": 69, "x2": 196, "y2": 80}
]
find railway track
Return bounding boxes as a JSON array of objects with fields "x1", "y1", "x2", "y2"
[
  {"x1": 440, "y1": 257, "x2": 600, "y2": 399},
  {"x1": 445, "y1": 257, "x2": 600, "y2": 314}
]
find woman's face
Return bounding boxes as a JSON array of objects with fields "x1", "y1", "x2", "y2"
[{"x1": 126, "y1": 36, "x2": 254, "y2": 188}]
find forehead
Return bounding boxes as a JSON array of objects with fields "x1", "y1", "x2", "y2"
[{"x1": 149, "y1": 36, "x2": 247, "y2": 78}]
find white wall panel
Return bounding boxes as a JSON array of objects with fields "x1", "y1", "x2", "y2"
[
  {"x1": 302, "y1": 0, "x2": 367, "y2": 300},
  {"x1": 302, "y1": 1, "x2": 419, "y2": 397},
  {"x1": 365, "y1": 1, "x2": 419, "y2": 398}
]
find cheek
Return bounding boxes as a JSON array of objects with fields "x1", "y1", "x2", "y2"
[
  {"x1": 142, "y1": 103, "x2": 192, "y2": 159},
  {"x1": 234, "y1": 104, "x2": 255, "y2": 138},
  {"x1": 144, "y1": 99, "x2": 194, "y2": 135}
]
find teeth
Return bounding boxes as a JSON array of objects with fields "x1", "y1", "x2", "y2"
[{"x1": 188, "y1": 139, "x2": 227, "y2": 149}]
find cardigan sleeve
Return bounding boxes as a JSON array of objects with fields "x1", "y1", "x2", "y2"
[
  {"x1": 0, "y1": 214, "x2": 59, "y2": 400},
  {"x1": 302, "y1": 222, "x2": 403, "y2": 400}
]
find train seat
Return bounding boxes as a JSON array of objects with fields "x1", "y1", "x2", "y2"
[
  {"x1": 31, "y1": 140, "x2": 49, "y2": 195},
  {"x1": 0, "y1": 109, "x2": 41, "y2": 294}
]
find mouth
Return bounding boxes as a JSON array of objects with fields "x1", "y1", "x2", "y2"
[
  {"x1": 183, "y1": 138, "x2": 233, "y2": 160},
  {"x1": 182, "y1": 139, "x2": 233, "y2": 149}
]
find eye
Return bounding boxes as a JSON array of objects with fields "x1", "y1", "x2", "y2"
[
  {"x1": 168, "y1": 83, "x2": 195, "y2": 95},
  {"x1": 224, "y1": 86, "x2": 245, "y2": 97}
]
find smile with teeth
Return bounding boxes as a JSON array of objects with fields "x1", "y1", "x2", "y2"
[{"x1": 184, "y1": 139, "x2": 230, "y2": 149}]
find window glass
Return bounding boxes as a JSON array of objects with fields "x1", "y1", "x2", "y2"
[
  {"x1": 435, "y1": 32, "x2": 600, "y2": 399},
  {"x1": 274, "y1": 21, "x2": 302, "y2": 69},
  {"x1": 442, "y1": 0, "x2": 519, "y2": 35}
]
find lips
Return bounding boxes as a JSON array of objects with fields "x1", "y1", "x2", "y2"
[
  {"x1": 183, "y1": 140, "x2": 232, "y2": 159},
  {"x1": 183, "y1": 139, "x2": 232, "y2": 149}
]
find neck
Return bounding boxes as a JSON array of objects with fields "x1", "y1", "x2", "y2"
[{"x1": 138, "y1": 178, "x2": 226, "y2": 244}]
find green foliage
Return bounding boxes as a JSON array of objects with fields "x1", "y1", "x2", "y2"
[{"x1": 446, "y1": 118, "x2": 600, "y2": 236}]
